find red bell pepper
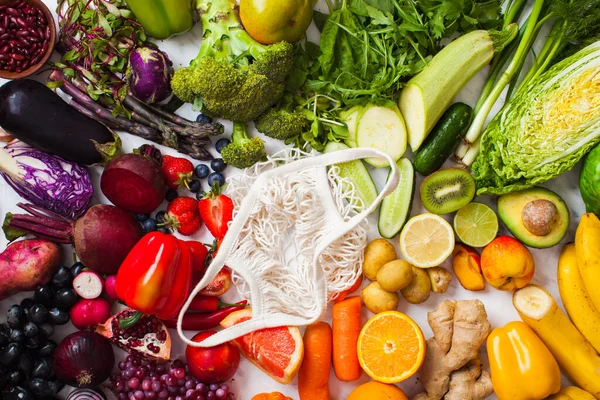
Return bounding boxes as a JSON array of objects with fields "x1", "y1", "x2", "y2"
[{"x1": 116, "y1": 232, "x2": 192, "y2": 320}]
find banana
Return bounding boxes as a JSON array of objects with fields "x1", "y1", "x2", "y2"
[
  {"x1": 561, "y1": 386, "x2": 597, "y2": 400},
  {"x1": 513, "y1": 285, "x2": 600, "y2": 398},
  {"x1": 576, "y1": 213, "x2": 600, "y2": 313},
  {"x1": 558, "y1": 243, "x2": 600, "y2": 353}
]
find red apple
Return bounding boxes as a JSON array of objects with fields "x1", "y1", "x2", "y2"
[
  {"x1": 185, "y1": 330, "x2": 240, "y2": 384},
  {"x1": 481, "y1": 236, "x2": 535, "y2": 291}
]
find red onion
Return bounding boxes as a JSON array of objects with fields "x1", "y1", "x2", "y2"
[
  {"x1": 53, "y1": 331, "x2": 115, "y2": 388},
  {"x1": 66, "y1": 388, "x2": 107, "y2": 400}
]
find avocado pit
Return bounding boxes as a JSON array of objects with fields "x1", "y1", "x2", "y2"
[{"x1": 521, "y1": 199, "x2": 559, "y2": 236}]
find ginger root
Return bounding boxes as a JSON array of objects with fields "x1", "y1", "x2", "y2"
[
  {"x1": 427, "y1": 267, "x2": 453, "y2": 293},
  {"x1": 412, "y1": 300, "x2": 493, "y2": 400}
]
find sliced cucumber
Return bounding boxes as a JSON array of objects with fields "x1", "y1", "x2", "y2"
[
  {"x1": 339, "y1": 106, "x2": 364, "y2": 148},
  {"x1": 324, "y1": 142, "x2": 378, "y2": 211},
  {"x1": 378, "y1": 158, "x2": 415, "y2": 238},
  {"x1": 356, "y1": 104, "x2": 407, "y2": 168}
]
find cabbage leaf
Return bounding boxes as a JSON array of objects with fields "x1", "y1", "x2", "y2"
[{"x1": 473, "y1": 41, "x2": 600, "y2": 195}]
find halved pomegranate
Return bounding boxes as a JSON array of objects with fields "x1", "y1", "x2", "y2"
[{"x1": 96, "y1": 308, "x2": 171, "y2": 361}]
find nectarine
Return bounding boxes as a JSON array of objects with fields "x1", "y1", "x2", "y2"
[{"x1": 481, "y1": 236, "x2": 535, "y2": 291}]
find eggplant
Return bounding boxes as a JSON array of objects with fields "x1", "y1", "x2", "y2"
[{"x1": 0, "y1": 79, "x2": 121, "y2": 165}]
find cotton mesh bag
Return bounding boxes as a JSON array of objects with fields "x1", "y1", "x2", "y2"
[{"x1": 178, "y1": 147, "x2": 399, "y2": 347}]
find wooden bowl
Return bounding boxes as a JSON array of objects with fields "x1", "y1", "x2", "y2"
[{"x1": 0, "y1": 0, "x2": 56, "y2": 80}]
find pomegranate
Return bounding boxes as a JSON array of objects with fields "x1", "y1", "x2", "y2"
[{"x1": 96, "y1": 308, "x2": 171, "y2": 361}]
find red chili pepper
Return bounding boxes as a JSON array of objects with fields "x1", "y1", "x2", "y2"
[
  {"x1": 189, "y1": 295, "x2": 243, "y2": 313},
  {"x1": 116, "y1": 232, "x2": 192, "y2": 320},
  {"x1": 163, "y1": 300, "x2": 248, "y2": 331}
]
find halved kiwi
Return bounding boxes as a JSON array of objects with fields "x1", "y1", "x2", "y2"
[{"x1": 420, "y1": 168, "x2": 476, "y2": 214}]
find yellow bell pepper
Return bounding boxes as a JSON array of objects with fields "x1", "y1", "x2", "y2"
[{"x1": 487, "y1": 321, "x2": 561, "y2": 400}]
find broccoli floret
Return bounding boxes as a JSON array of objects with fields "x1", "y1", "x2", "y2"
[
  {"x1": 221, "y1": 122, "x2": 267, "y2": 169},
  {"x1": 255, "y1": 107, "x2": 310, "y2": 140},
  {"x1": 170, "y1": 0, "x2": 294, "y2": 122}
]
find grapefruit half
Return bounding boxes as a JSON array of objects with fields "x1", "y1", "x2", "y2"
[{"x1": 220, "y1": 308, "x2": 304, "y2": 384}]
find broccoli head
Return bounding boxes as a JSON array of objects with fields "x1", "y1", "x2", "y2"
[
  {"x1": 170, "y1": 0, "x2": 294, "y2": 122},
  {"x1": 255, "y1": 107, "x2": 310, "y2": 140},
  {"x1": 221, "y1": 122, "x2": 267, "y2": 169}
]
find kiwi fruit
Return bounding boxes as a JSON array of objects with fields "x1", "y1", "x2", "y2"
[{"x1": 420, "y1": 168, "x2": 476, "y2": 214}]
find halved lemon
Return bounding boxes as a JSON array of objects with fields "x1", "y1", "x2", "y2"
[
  {"x1": 399, "y1": 213, "x2": 455, "y2": 268},
  {"x1": 357, "y1": 311, "x2": 425, "y2": 383}
]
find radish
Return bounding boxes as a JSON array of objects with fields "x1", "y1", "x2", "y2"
[
  {"x1": 104, "y1": 275, "x2": 119, "y2": 301},
  {"x1": 73, "y1": 271, "x2": 104, "y2": 299},
  {"x1": 70, "y1": 298, "x2": 112, "y2": 330},
  {"x1": 5, "y1": 203, "x2": 143, "y2": 274},
  {"x1": 100, "y1": 153, "x2": 166, "y2": 214}
]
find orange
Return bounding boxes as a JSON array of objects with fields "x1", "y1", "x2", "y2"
[
  {"x1": 357, "y1": 311, "x2": 426, "y2": 383},
  {"x1": 347, "y1": 381, "x2": 408, "y2": 400},
  {"x1": 220, "y1": 308, "x2": 304, "y2": 384},
  {"x1": 251, "y1": 393, "x2": 292, "y2": 400}
]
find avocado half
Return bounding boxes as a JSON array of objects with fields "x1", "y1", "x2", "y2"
[{"x1": 497, "y1": 187, "x2": 569, "y2": 248}]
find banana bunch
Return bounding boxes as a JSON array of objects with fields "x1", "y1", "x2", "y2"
[{"x1": 512, "y1": 213, "x2": 600, "y2": 398}]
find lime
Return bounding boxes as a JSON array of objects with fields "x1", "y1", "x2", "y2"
[{"x1": 453, "y1": 202, "x2": 498, "y2": 247}]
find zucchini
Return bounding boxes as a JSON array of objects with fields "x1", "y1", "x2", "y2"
[
  {"x1": 356, "y1": 104, "x2": 407, "y2": 168},
  {"x1": 378, "y1": 158, "x2": 415, "y2": 238},
  {"x1": 399, "y1": 26, "x2": 518, "y2": 151},
  {"x1": 414, "y1": 103, "x2": 473, "y2": 175},
  {"x1": 324, "y1": 142, "x2": 378, "y2": 211},
  {"x1": 339, "y1": 105, "x2": 364, "y2": 148}
]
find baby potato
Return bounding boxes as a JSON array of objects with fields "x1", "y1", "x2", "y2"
[
  {"x1": 377, "y1": 260, "x2": 414, "y2": 292},
  {"x1": 362, "y1": 282, "x2": 399, "y2": 314},
  {"x1": 401, "y1": 267, "x2": 431, "y2": 304},
  {"x1": 363, "y1": 239, "x2": 397, "y2": 281}
]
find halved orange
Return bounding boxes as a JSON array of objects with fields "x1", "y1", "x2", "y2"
[
  {"x1": 357, "y1": 311, "x2": 425, "y2": 383},
  {"x1": 220, "y1": 308, "x2": 304, "y2": 384}
]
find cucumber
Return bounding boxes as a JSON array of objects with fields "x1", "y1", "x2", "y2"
[
  {"x1": 399, "y1": 26, "x2": 518, "y2": 151},
  {"x1": 414, "y1": 103, "x2": 473, "y2": 175},
  {"x1": 339, "y1": 105, "x2": 364, "y2": 148},
  {"x1": 324, "y1": 142, "x2": 378, "y2": 211},
  {"x1": 356, "y1": 104, "x2": 407, "y2": 168},
  {"x1": 378, "y1": 158, "x2": 415, "y2": 239}
]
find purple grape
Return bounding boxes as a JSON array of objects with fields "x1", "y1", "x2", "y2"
[
  {"x1": 119, "y1": 394, "x2": 128, "y2": 400},
  {"x1": 179, "y1": 387, "x2": 187, "y2": 395},
  {"x1": 209, "y1": 385, "x2": 219, "y2": 392},
  {"x1": 215, "y1": 390, "x2": 226, "y2": 399},
  {"x1": 156, "y1": 365, "x2": 166, "y2": 374},
  {"x1": 126, "y1": 368, "x2": 137, "y2": 378},
  {"x1": 206, "y1": 392, "x2": 215, "y2": 400},
  {"x1": 186, "y1": 390, "x2": 196, "y2": 399},
  {"x1": 176, "y1": 397, "x2": 184, "y2": 400},
  {"x1": 173, "y1": 368, "x2": 186, "y2": 379},
  {"x1": 153, "y1": 381, "x2": 163, "y2": 392},
  {"x1": 126, "y1": 361, "x2": 134, "y2": 368},
  {"x1": 160, "y1": 374, "x2": 169, "y2": 383},
  {"x1": 146, "y1": 391, "x2": 157, "y2": 400},
  {"x1": 219, "y1": 386, "x2": 229, "y2": 394},
  {"x1": 115, "y1": 380, "x2": 126, "y2": 392},
  {"x1": 128, "y1": 378, "x2": 141, "y2": 389},
  {"x1": 158, "y1": 390, "x2": 169, "y2": 399},
  {"x1": 142, "y1": 380, "x2": 153, "y2": 391},
  {"x1": 172, "y1": 360, "x2": 185, "y2": 368},
  {"x1": 166, "y1": 376, "x2": 177, "y2": 386},
  {"x1": 137, "y1": 367, "x2": 148, "y2": 379},
  {"x1": 168, "y1": 386, "x2": 179, "y2": 395},
  {"x1": 120, "y1": 361, "x2": 127, "y2": 370},
  {"x1": 196, "y1": 384, "x2": 207, "y2": 393},
  {"x1": 185, "y1": 381, "x2": 195, "y2": 390}
]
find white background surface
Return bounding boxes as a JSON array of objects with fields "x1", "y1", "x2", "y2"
[{"x1": 0, "y1": 1, "x2": 586, "y2": 399}]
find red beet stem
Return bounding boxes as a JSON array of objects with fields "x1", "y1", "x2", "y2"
[{"x1": 8, "y1": 203, "x2": 75, "y2": 243}]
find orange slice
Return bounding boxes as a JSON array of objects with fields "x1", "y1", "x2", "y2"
[
  {"x1": 220, "y1": 308, "x2": 304, "y2": 384},
  {"x1": 347, "y1": 381, "x2": 408, "y2": 400},
  {"x1": 357, "y1": 311, "x2": 425, "y2": 383}
]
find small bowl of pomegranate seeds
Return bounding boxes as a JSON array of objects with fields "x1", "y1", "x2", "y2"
[{"x1": 0, "y1": 0, "x2": 56, "y2": 79}]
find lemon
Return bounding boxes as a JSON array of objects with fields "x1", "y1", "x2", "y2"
[
  {"x1": 399, "y1": 213, "x2": 455, "y2": 268},
  {"x1": 454, "y1": 202, "x2": 498, "y2": 247}
]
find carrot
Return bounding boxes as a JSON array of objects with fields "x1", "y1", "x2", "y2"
[
  {"x1": 298, "y1": 321, "x2": 332, "y2": 400},
  {"x1": 332, "y1": 296, "x2": 363, "y2": 381},
  {"x1": 332, "y1": 274, "x2": 363, "y2": 303}
]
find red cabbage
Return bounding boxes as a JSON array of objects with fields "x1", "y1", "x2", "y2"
[
  {"x1": 0, "y1": 142, "x2": 93, "y2": 219},
  {"x1": 128, "y1": 46, "x2": 173, "y2": 104}
]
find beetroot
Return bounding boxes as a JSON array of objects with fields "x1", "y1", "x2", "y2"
[
  {"x1": 70, "y1": 298, "x2": 112, "y2": 330},
  {"x1": 5, "y1": 203, "x2": 142, "y2": 274},
  {"x1": 100, "y1": 153, "x2": 166, "y2": 214}
]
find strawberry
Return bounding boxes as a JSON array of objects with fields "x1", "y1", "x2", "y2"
[
  {"x1": 166, "y1": 197, "x2": 202, "y2": 236},
  {"x1": 198, "y1": 185, "x2": 234, "y2": 239},
  {"x1": 161, "y1": 155, "x2": 194, "y2": 189}
]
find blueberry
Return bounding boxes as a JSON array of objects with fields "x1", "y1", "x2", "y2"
[
  {"x1": 189, "y1": 180, "x2": 202, "y2": 193},
  {"x1": 53, "y1": 288, "x2": 77, "y2": 310},
  {"x1": 33, "y1": 286, "x2": 54, "y2": 307},
  {"x1": 155, "y1": 211, "x2": 168, "y2": 224},
  {"x1": 0, "y1": 343, "x2": 24, "y2": 367},
  {"x1": 28, "y1": 305, "x2": 49, "y2": 325},
  {"x1": 7, "y1": 386, "x2": 35, "y2": 400},
  {"x1": 19, "y1": 298, "x2": 33, "y2": 310},
  {"x1": 70, "y1": 262, "x2": 86, "y2": 278},
  {"x1": 17, "y1": 353, "x2": 32, "y2": 376},
  {"x1": 47, "y1": 308, "x2": 69, "y2": 326},
  {"x1": 157, "y1": 227, "x2": 172, "y2": 235},
  {"x1": 38, "y1": 323, "x2": 54, "y2": 340},
  {"x1": 23, "y1": 323, "x2": 38, "y2": 338},
  {"x1": 210, "y1": 158, "x2": 227, "y2": 172},
  {"x1": 207, "y1": 172, "x2": 225, "y2": 187},
  {"x1": 51, "y1": 266, "x2": 72, "y2": 289},
  {"x1": 25, "y1": 335, "x2": 42, "y2": 350},
  {"x1": 142, "y1": 218, "x2": 158, "y2": 232},
  {"x1": 215, "y1": 138, "x2": 231, "y2": 153},
  {"x1": 194, "y1": 164, "x2": 210, "y2": 179},
  {"x1": 165, "y1": 189, "x2": 178, "y2": 202},
  {"x1": 7, "y1": 305, "x2": 25, "y2": 328},
  {"x1": 31, "y1": 358, "x2": 52, "y2": 379},
  {"x1": 9, "y1": 329, "x2": 25, "y2": 345},
  {"x1": 196, "y1": 113, "x2": 212, "y2": 124},
  {"x1": 196, "y1": 190, "x2": 206, "y2": 201},
  {"x1": 26, "y1": 378, "x2": 54, "y2": 398},
  {"x1": 38, "y1": 340, "x2": 56, "y2": 358},
  {"x1": 9, "y1": 369, "x2": 25, "y2": 385},
  {"x1": 135, "y1": 213, "x2": 150, "y2": 222}
]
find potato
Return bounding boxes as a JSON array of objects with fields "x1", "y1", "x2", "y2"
[
  {"x1": 363, "y1": 239, "x2": 397, "y2": 281},
  {"x1": 377, "y1": 259, "x2": 414, "y2": 292},
  {"x1": 0, "y1": 239, "x2": 61, "y2": 300},
  {"x1": 401, "y1": 267, "x2": 431, "y2": 304},
  {"x1": 361, "y1": 282, "x2": 399, "y2": 314}
]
